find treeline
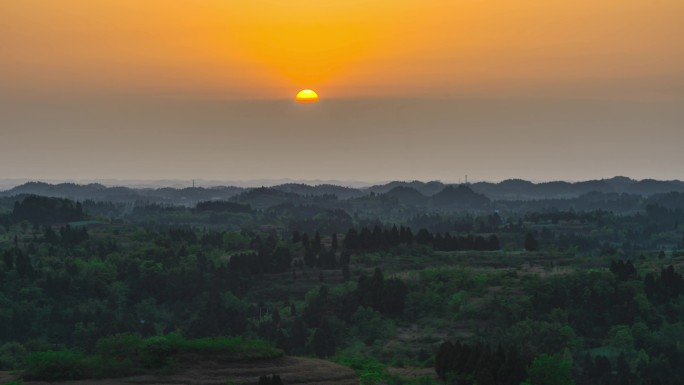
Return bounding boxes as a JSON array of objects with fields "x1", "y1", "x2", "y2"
[
  {"x1": 645, "y1": 265, "x2": 684, "y2": 305},
  {"x1": 5, "y1": 196, "x2": 85, "y2": 226},
  {"x1": 524, "y1": 263, "x2": 684, "y2": 384},
  {"x1": 525, "y1": 210, "x2": 610, "y2": 224},
  {"x1": 357, "y1": 268, "x2": 408, "y2": 317},
  {"x1": 228, "y1": 247, "x2": 293, "y2": 275},
  {"x1": 407, "y1": 213, "x2": 503, "y2": 234},
  {"x1": 343, "y1": 226, "x2": 500, "y2": 252},
  {"x1": 291, "y1": 269, "x2": 408, "y2": 357},
  {"x1": 195, "y1": 201, "x2": 252, "y2": 213},
  {"x1": 528, "y1": 269, "x2": 642, "y2": 339},
  {"x1": 435, "y1": 341, "x2": 527, "y2": 385},
  {"x1": 300, "y1": 269, "x2": 407, "y2": 328},
  {"x1": 577, "y1": 352, "x2": 634, "y2": 385},
  {"x1": 610, "y1": 260, "x2": 684, "y2": 307}
]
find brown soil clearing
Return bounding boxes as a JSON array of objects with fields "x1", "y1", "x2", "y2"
[{"x1": 0, "y1": 356, "x2": 358, "y2": 385}]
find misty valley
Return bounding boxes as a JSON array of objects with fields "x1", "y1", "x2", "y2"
[{"x1": 1, "y1": 177, "x2": 684, "y2": 385}]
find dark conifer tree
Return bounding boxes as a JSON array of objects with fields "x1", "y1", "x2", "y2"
[
  {"x1": 312, "y1": 318, "x2": 336, "y2": 357},
  {"x1": 436, "y1": 341, "x2": 454, "y2": 379},
  {"x1": 2, "y1": 250, "x2": 12, "y2": 271},
  {"x1": 389, "y1": 225, "x2": 400, "y2": 247},
  {"x1": 15, "y1": 250, "x2": 33, "y2": 277},
  {"x1": 342, "y1": 265, "x2": 350, "y2": 282},
  {"x1": 331, "y1": 233, "x2": 338, "y2": 250},
  {"x1": 289, "y1": 317, "x2": 307, "y2": 353},
  {"x1": 416, "y1": 228, "x2": 433, "y2": 245},
  {"x1": 312, "y1": 232, "x2": 322, "y2": 254},
  {"x1": 344, "y1": 229, "x2": 359, "y2": 250},
  {"x1": 304, "y1": 248, "x2": 316, "y2": 268},
  {"x1": 339, "y1": 251, "x2": 350, "y2": 267},
  {"x1": 301, "y1": 233, "x2": 310, "y2": 249},
  {"x1": 525, "y1": 232, "x2": 539, "y2": 251},
  {"x1": 488, "y1": 234, "x2": 500, "y2": 250},
  {"x1": 271, "y1": 374, "x2": 284, "y2": 385}
]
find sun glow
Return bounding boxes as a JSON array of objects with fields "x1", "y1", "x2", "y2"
[
  {"x1": 295, "y1": 89, "x2": 319, "y2": 103},
  {"x1": 2, "y1": 1, "x2": 682, "y2": 100}
]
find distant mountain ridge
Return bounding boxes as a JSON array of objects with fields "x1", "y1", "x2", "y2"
[
  {"x1": 366, "y1": 180, "x2": 447, "y2": 196},
  {"x1": 470, "y1": 177, "x2": 684, "y2": 199},
  {"x1": 1, "y1": 176, "x2": 683, "y2": 205},
  {"x1": 0, "y1": 181, "x2": 245, "y2": 205}
]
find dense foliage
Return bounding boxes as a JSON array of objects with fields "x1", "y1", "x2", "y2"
[
  {"x1": 0, "y1": 187, "x2": 683, "y2": 384},
  {"x1": 23, "y1": 334, "x2": 281, "y2": 381}
]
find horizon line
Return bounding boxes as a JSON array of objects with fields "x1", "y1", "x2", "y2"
[{"x1": 0, "y1": 175, "x2": 680, "y2": 191}]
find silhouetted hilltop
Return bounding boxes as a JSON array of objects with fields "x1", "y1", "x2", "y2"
[
  {"x1": 626, "y1": 179, "x2": 684, "y2": 195},
  {"x1": 650, "y1": 192, "x2": 684, "y2": 210},
  {"x1": 603, "y1": 176, "x2": 634, "y2": 191},
  {"x1": 2, "y1": 177, "x2": 684, "y2": 206},
  {"x1": 272, "y1": 183, "x2": 364, "y2": 199},
  {"x1": 7, "y1": 182, "x2": 107, "y2": 197},
  {"x1": 232, "y1": 187, "x2": 301, "y2": 209},
  {"x1": 383, "y1": 186, "x2": 428, "y2": 205},
  {"x1": 367, "y1": 181, "x2": 446, "y2": 196},
  {"x1": 471, "y1": 176, "x2": 684, "y2": 200},
  {"x1": 431, "y1": 185, "x2": 490, "y2": 207},
  {"x1": 0, "y1": 183, "x2": 244, "y2": 204}
]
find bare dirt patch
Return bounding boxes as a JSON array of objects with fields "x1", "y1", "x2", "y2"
[
  {"x1": 1, "y1": 356, "x2": 357, "y2": 385},
  {"x1": 387, "y1": 366, "x2": 437, "y2": 380}
]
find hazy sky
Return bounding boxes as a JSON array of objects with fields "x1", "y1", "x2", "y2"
[{"x1": 1, "y1": 1, "x2": 683, "y2": 182}]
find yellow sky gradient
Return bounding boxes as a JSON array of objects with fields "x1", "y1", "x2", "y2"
[
  {"x1": 2, "y1": 0, "x2": 684, "y2": 182},
  {"x1": 2, "y1": 0, "x2": 682, "y2": 99}
]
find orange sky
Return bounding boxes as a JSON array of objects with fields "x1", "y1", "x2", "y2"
[
  {"x1": 1, "y1": 1, "x2": 683, "y2": 182},
  {"x1": 2, "y1": 0, "x2": 683, "y2": 99}
]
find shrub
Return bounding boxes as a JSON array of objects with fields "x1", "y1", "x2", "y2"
[
  {"x1": 524, "y1": 354, "x2": 575, "y2": 385},
  {"x1": 161, "y1": 333, "x2": 282, "y2": 360},
  {"x1": 139, "y1": 336, "x2": 175, "y2": 369},
  {"x1": 0, "y1": 342, "x2": 26, "y2": 370},
  {"x1": 21, "y1": 334, "x2": 282, "y2": 381},
  {"x1": 334, "y1": 354, "x2": 387, "y2": 385},
  {"x1": 24, "y1": 350, "x2": 88, "y2": 381},
  {"x1": 96, "y1": 334, "x2": 143, "y2": 360}
]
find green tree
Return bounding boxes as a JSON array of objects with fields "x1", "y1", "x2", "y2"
[
  {"x1": 350, "y1": 306, "x2": 395, "y2": 345},
  {"x1": 523, "y1": 354, "x2": 575, "y2": 385},
  {"x1": 222, "y1": 231, "x2": 250, "y2": 251},
  {"x1": 608, "y1": 324, "x2": 634, "y2": 351},
  {"x1": 0, "y1": 342, "x2": 26, "y2": 370}
]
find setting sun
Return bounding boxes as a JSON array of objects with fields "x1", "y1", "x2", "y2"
[{"x1": 295, "y1": 89, "x2": 319, "y2": 103}]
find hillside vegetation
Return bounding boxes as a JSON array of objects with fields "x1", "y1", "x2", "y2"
[{"x1": 0, "y1": 183, "x2": 683, "y2": 385}]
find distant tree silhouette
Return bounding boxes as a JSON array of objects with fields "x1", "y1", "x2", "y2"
[
  {"x1": 12, "y1": 196, "x2": 84, "y2": 225},
  {"x1": 258, "y1": 374, "x2": 284, "y2": 385},
  {"x1": 331, "y1": 233, "x2": 338, "y2": 250},
  {"x1": 312, "y1": 318, "x2": 336, "y2": 357},
  {"x1": 436, "y1": 341, "x2": 527, "y2": 385},
  {"x1": 312, "y1": 232, "x2": 322, "y2": 254},
  {"x1": 525, "y1": 232, "x2": 539, "y2": 251},
  {"x1": 645, "y1": 265, "x2": 684, "y2": 304},
  {"x1": 195, "y1": 200, "x2": 251, "y2": 213},
  {"x1": 344, "y1": 226, "x2": 499, "y2": 252},
  {"x1": 357, "y1": 268, "x2": 407, "y2": 316},
  {"x1": 610, "y1": 260, "x2": 638, "y2": 281},
  {"x1": 2, "y1": 250, "x2": 12, "y2": 271}
]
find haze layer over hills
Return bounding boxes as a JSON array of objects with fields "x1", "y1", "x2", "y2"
[{"x1": 1, "y1": 177, "x2": 683, "y2": 206}]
